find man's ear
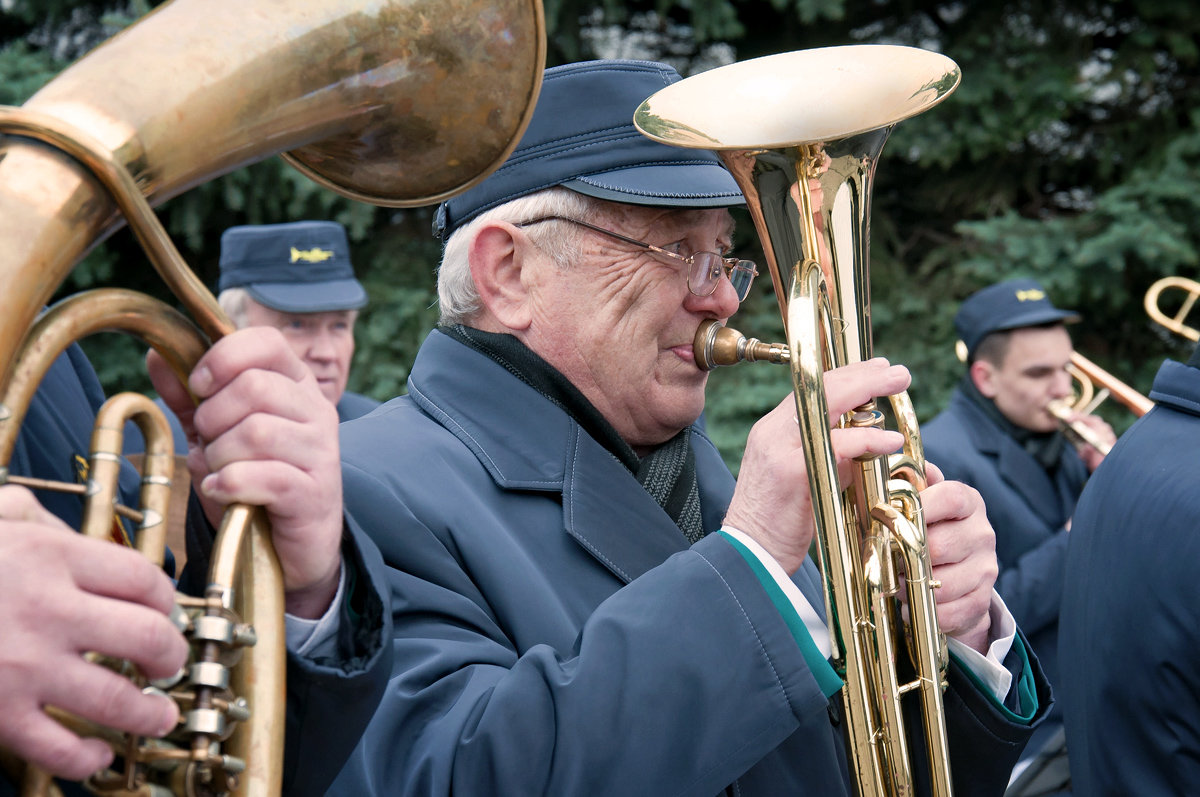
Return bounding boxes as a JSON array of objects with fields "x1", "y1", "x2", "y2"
[
  {"x1": 469, "y1": 222, "x2": 533, "y2": 331},
  {"x1": 970, "y1": 359, "x2": 998, "y2": 398}
]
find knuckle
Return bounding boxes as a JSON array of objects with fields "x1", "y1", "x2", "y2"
[
  {"x1": 87, "y1": 671, "x2": 141, "y2": 727},
  {"x1": 132, "y1": 614, "x2": 186, "y2": 670},
  {"x1": 33, "y1": 733, "x2": 93, "y2": 780}
]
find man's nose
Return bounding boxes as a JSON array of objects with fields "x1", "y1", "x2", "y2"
[
  {"x1": 303, "y1": 330, "x2": 337, "y2": 360},
  {"x1": 1052, "y1": 369, "x2": 1075, "y2": 398},
  {"x1": 684, "y1": 272, "x2": 740, "y2": 321}
]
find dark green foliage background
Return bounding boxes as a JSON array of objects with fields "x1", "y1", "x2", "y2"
[{"x1": 3, "y1": 0, "x2": 1197, "y2": 470}]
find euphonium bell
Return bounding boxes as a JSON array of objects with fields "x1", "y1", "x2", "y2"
[
  {"x1": 637, "y1": 46, "x2": 961, "y2": 796},
  {"x1": 0, "y1": 0, "x2": 544, "y2": 794}
]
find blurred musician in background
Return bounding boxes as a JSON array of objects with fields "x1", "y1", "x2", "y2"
[
  {"x1": 1058, "y1": 342, "x2": 1200, "y2": 796},
  {"x1": 0, "y1": 328, "x2": 391, "y2": 797},
  {"x1": 329, "y1": 59, "x2": 1049, "y2": 796},
  {"x1": 923, "y1": 278, "x2": 1117, "y2": 792},
  {"x1": 151, "y1": 220, "x2": 380, "y2": 454}
]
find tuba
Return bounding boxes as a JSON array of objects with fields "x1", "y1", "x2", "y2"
[
  {"x1": 636, "y1": 46, "x2": 960, "y2": 796},
  {"x1": 0, "y1": 0, "x2": 544, "y2": 794}
]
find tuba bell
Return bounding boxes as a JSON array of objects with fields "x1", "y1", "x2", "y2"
[
  {"x1": 0, "y1": 0, "x2": 544, "y2": 794},
  {"x1": 636, "y1": 46, "x2": 961, "y2": 796}
]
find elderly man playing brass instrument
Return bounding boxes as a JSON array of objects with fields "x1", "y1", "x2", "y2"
[
  {"x1": 0, "y1": 328, "x2": 391, "y2": 797},
  {"x1": 329, "y1": 59, "x2": 1049, "y2": 796}
]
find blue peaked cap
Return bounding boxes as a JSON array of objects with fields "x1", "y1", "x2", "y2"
[
  {"x1": 956, "y1": 278, "x2": 1079, "y2": 359},
  {"x1": 218, "y1": 221, "x2": 367, "y2": 313},
  {"x1": 433, "y1": 59, "x2": 744, "y2": 241}
]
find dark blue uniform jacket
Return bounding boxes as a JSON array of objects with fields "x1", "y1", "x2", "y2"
[{"x1": 1059, "y1": 357, "x2": 1200, "y2": 796}]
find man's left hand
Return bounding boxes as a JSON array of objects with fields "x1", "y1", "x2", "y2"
[
  {"x1": 918, "y1": 462, "x2": 999, "y2": 655},
  {"x1": 1070, "y1": 412, "x2": 1117, "y2": 471},
  {"x1": 148, "y1": 327, "x2": 343, "y2": 619}
]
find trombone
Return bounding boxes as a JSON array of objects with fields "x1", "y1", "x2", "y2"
[{"x1": 1145, "y1": 276, "x2": 1200, "y2": 342}]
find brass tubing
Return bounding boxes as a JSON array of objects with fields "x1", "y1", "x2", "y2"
[
  {"x1": 1068, "y1": 351, "x2": 1154, "y2": 417},
  {"x1": 1145, "y1": 275, "x2": 1200, "y2": 342},
  {"x1": 692, "y1": 320, "x2": 789, "y2": 370},
  {"x1": 638, "y1": 46, "x2": 961, "y2": 796}
]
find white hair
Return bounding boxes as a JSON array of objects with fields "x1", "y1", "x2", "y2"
[
  {"x1": 437, "y1": 187, "x2": 609, "y2": 325},
  {"x1": 217, "y1": 286, "x2": 251, "y2": 328}
]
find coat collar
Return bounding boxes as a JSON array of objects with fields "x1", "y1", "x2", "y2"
[
  {"x1": 1149, "y1": 359, "x2": 1200, "y2": 417},
  {"x1": 407, "y1": 328, "x2": 697, "y2": 583},
  {"x1": 946, "y1": 389, "x2": 1073, "y2": 528}
]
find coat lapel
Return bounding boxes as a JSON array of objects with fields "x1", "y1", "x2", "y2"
[
  {"x1": 562, "y1": 427, "x2": 691, "y2": 583},
  {"x1": 409, "y1": 329, "x2": 691, "y2": 585},
  {"x1": 956, "y1": 394, "x2": 1069, "y2": 529}
]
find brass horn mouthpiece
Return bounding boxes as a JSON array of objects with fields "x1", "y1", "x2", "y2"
[{"x1": 693, "y1": 319, "x2": 789, "y2": 371}]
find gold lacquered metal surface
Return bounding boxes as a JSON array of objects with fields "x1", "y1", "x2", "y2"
[
  {"x1": 0, "y1": 0, "x2": 544, "y2": 398},
  {"x1": 634, "y1": 45, "x2": 959, "y2": 150},
  {"x1": 660, "y1": 46, "x2": 960, "y2": 796}
]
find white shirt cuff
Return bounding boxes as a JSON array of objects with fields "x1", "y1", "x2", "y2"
[
  {"x1": 284, "y1": 558, "x2": 346, "y2": 658},
  {"x1": 720, "y1": 526, "x2": 1018, "y2": 702}
]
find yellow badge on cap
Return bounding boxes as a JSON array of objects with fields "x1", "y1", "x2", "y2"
[
  {"x1": 291, "y1": 246, "x2": 334, "y2": 263},
  {"x1": 1015, "y1": 289, "x2": 1046, "y2": 302}
]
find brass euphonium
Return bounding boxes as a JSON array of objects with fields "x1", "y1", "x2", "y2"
[
  {"x1": 0, "y1": 0, "x2": 544, "y2": 795},
  {"x1": 636, "y1": 46, "x2": 961, "y2": 796}
]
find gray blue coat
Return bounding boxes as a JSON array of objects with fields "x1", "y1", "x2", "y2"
[{"x1": 331, "y1": 329, "x2": 1046, "y2": 796}]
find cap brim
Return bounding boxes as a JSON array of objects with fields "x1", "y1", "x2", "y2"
[
  {"x1": 991, "y1": 307, "x2": 1080, "y2": 333},
  {"x1": 562, "y1": 161, "x2": 745, "y2": 208},
  {"x1": 247, "y1": 279, "x2": 367, "y2": 313}
]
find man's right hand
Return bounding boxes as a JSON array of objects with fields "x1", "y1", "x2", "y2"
[
  {"x1": 724, "y1": 358, "x2": 910, "y2": 574},
  {"x1": 0, "y1": 485, "x2": 186, "y2": 780}
]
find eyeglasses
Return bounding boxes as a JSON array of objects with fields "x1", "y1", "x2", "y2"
[{"x1": 515, "y1": 215, "x2": 758, "y2": 302}]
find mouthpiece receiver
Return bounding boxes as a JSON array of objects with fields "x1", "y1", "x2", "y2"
[{"x1": 693, "y1": 319, "x2": 790, "y2": 371}]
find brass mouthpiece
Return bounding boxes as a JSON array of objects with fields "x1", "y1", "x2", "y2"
[
  {"x1": 693, "y1": 319, "x2": 790, "y2": 371},
  {"x1": 1046, "y1": 398, "x2": 1113, "y2": 456}
]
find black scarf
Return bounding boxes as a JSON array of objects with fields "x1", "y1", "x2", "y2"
[
  {"x1": 443, "y1": 325, "x2": 706, "y2": 544},
  {"x1": 959, "y1": 374, "x2": 1066, "y2": 471}
]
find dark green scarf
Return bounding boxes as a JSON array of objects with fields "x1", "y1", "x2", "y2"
[{"x1": 444, "y1": 325, "x2": 706, "y2": 544}]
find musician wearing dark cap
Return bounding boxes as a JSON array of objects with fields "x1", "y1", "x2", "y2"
[
  {"x1": 923, "y1": 278, "x2": 1117, "y2": 791},
  {"x1": 216, "y1": 220, "x2": 378, "y2": 422},
  {"x1": 149, "y1": 221, "x2": 380, "y2": 454},
  {"x1": 329, "y1": 60, "x2": 1048, "y2": 796},
  {"x1": 1058, "y1": 344, "x2": 1200, "y2": 796}
]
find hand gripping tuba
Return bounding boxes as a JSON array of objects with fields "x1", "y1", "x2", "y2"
[
  {"x1": 0, "y1": 0, "x2": 544, "y2": 794},
  {"x1": 636, "y1": 46, "x2": 961, "y2": 796}
]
